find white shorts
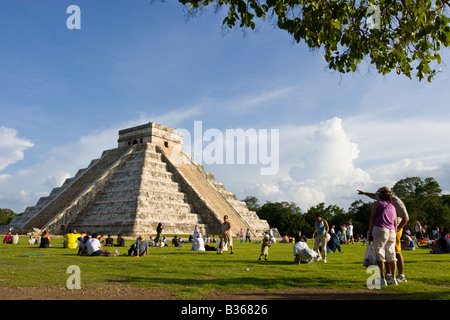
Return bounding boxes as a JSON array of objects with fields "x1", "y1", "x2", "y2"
[{"x1": 372, "y1": 226, "x2": 397, "y2": 263}]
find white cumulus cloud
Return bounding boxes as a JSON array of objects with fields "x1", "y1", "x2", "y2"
[
  {"x1": 0, "y1": 127, "x2": 34, "y2": 171},
  {"x1": 289, "y1": 117, "x2": 371, "y2": 186},
  {"x1": 233, "y1": 117, "x2": 371, "y2": 210}
]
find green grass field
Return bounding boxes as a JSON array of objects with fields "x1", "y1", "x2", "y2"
[{"x1": 1, "y1": 236, "x2": 449, "y2": 300}]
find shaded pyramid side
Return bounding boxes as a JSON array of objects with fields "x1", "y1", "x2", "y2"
[{"x1": 158, "y1": 146, "x2": 269, "y2": 237}]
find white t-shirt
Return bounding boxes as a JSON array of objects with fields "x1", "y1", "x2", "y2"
[
  {"x1": 86, "y1": 238, "x2": 102, "y2": 255},
  {"x1": 293, "y1": 241, "x2": 308, "y2": 255},
  {"x1": 293, "y1": 241, "x2": 317, "y2": 262},
  {"x1": 347, "y1": 225, "x2": 353, "y2": 236}
]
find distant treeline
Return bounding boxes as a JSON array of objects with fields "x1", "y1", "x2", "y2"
[{"x1": 245, "y1": 176, "x2": 450, "y2": 238}]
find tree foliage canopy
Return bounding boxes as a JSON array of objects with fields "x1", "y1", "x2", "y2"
[
  {"x1": 247, "y1": 176, "x2": 449, "y2": 237},
  {"x1": 179, "y1": 0, "x2": 450, "y2": 81},
  {"x1": 0, "y1": 208, "x2": 16, "y2": 225}
]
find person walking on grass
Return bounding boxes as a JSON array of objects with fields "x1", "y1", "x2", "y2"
[
  {"x1": 313, "y1": 212, "x2": 329, "y2": 263},
  {"x1": 218, "y1": 215, "x2": 234, "y2": 255}
]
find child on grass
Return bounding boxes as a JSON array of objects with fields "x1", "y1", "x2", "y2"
[{"x1": 259, "y1": 235, "x2": 271, "y2": 261}]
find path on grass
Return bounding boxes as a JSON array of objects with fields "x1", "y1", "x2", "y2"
[{"x1": 0, "y1": 285, "x2": 411, "y2": 300}]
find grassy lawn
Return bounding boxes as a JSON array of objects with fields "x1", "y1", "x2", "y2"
[{"x1": 0, "y1": 236, "x2": 449, "y2": 300}]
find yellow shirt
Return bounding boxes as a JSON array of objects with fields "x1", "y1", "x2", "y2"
[{"x1": 66, "y1": 233, "x2": 80, "y2": 249}]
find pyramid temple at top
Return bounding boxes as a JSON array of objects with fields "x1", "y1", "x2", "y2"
[{"x1": 8, "y1": 122, "x2": 270, "y2": 237}]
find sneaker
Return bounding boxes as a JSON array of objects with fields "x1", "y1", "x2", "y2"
[
  {"x1": 315, "y1": 254, "x2": 322, "y2": 262},
  {"x1": 389, "y1": 277, "x2": 398, "y2": 286},
  {"x1": 396, "y1": 274, "x2": 407, "y2": 282},
  {"x1": 378, "y1": 278, "x2": 388, "y2": 287},
  {"x1": 385, "y1": 273, "x2": 392, "y2": 282},
  {"x1": 323, "y1": 259, "x2": 327, "y2": 263}
]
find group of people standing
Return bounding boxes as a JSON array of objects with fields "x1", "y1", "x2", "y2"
[{"x1": 333, "y1": 222, "x2": 355, "y2": 244}]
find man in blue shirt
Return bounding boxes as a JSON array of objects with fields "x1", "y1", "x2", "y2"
[{"x1": 431, "y1": 231, "x2": 450, "y2": 254}]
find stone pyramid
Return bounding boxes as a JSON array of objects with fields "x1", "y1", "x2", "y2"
[{"x1": 9, "y1": 122, "x2": 269, "y2": 237}]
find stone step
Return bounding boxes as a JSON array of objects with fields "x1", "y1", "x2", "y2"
[
  {"x1": 138, "y1": 179, "x2": 181, "y2": 192},
  {"x1": 137, "y1": 200, "x2": 193, "y2": 212},
  {"x1": 138, "y1": 190, "x2": 187, "y2": 202},
  {"x1": 97, "y1": 188, "x2": 187, "y2": 202},
  {"x1": 103, "y1": 178, "x2": 181, "y2": 193},
  {"x1": 136, "y1": 211, "x2": 201, "y2": 221}
]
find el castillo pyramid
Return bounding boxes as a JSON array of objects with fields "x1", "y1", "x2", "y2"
[{"x1": 8, "y1": 122, "x2": 270, "y2": 237}]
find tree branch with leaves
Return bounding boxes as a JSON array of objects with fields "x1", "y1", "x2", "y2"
[{"x1": 179, "y1": 0, "x2": 450, "y2": 81}]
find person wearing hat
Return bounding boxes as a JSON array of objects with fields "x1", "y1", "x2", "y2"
[
  {"x1": 366, "y1": 186, "x2": 398, "y2": 286},
  {"x1": 128, "y1": 235, "x2": 149, "y2": 257},
  {"x1": 358, "y1": 187, "x2": 409, "y2": 283}
]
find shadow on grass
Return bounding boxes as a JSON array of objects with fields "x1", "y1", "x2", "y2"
[
  {"x1": 102, "y1": 270, "x2": 366, "y2": 291},
  {"x1": 100, "y1": 275, "x2": 417, "y2": 300}
]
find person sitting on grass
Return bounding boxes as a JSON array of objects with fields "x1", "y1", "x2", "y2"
[
  {"x1": 149, "y1": 236, "x2": 155, "y2": 247},
  {"x1": 78, "y1": 235, "x2": 89, "y2": 256},
  {"x1": 128, "y1": 235, "x2": 149, "y2": 257},
  {"x1": 172, "y1": 236, "x2": 182, "y2": 247},
  {"x1": 64, "y1": 229, "x2": 81, "y2": 249},
  {"x1": 39, "y1": 230, "x2": 51, "y2": 248},
  {"x1": 327, "y1": 232, "x2": 342, "y2": 253},
  {"x1": 28, "y1": 235, "x2": 38, "y2": 245},
  {"x1": 105, "y1": 234, "x2": 114, "y2": 246},
  {"x1": 12, "y1": 233, "x2": 19, "y2": 244},
  {"x1": 114, "y1": 234, "x2": 126, "y2": 247},
  {"x1": 86, "y1": 233, "x2": 113, "y2": 256},
  {"x1": 401, "y1": 230, "x2": 415, "y2": 251},
  {"x1": 430, "y1": 231, "x2": 450, "y2": 254},
  {"x1": 3, "y1": 232, "x2": 12, "y2": 244}
]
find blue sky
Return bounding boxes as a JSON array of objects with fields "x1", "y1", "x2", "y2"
[{"x1": 1, "y1": 0, "x2": 450, "y2": 214}]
